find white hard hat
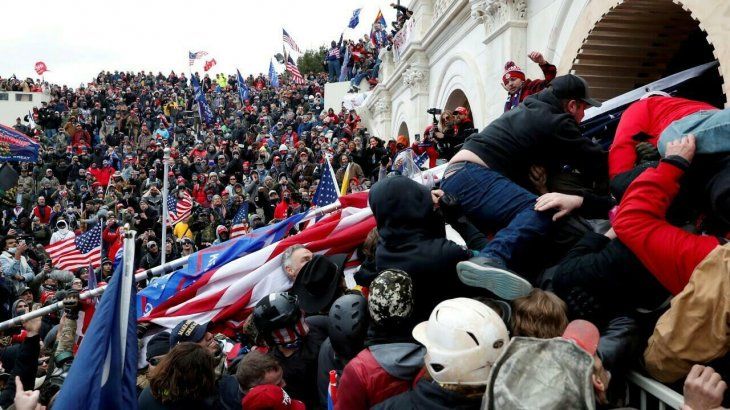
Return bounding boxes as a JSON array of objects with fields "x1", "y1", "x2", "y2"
[{"x1": 412, "y1": 297, "x2": 509, "y2": 386}]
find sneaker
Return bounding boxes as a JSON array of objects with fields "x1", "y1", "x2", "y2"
[{"x1": 456, "y1": 256, "x2": 533, "y2": 300}]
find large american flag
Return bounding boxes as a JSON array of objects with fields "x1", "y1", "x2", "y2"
[
  {"x1": 47, "y1": 223, "x2": 102, "y2": 271},
  {"x1": 139, "y1": 193, "x2": 372, "y2": 333},
  {"x1": 313, "y1": 160, "x2": 340, "y2": 207},
  {"x1": 286, "y1": 56, "x2": 305, "y2": 84},
  {"x1": 282, "y1": 29, "x2": 301, "y2": 53},
  {"x1": 189, "y1": 50, "x2": 208, "y2": 66},
  {"x1": 230, "y1": 203, "x2": 249, "y2": 238},
  {"x1": 168, "y1": 191, "x2": 193, "y2": 225}
]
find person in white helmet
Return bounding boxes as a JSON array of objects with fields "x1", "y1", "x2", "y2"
[{"x1": 373, "y1": 297, "x2": 509, "y2": 409}]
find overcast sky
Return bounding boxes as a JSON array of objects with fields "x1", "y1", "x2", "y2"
[{"x1": 1, "y1": 0, "x2": 395, "y2": 88}]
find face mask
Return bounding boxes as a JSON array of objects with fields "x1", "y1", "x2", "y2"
[{"x1": 7, "y1": 248, "x2": 16, "y2": 254}]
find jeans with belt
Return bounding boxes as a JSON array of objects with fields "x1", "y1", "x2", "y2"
[{"x1": 441, "y1": 162, "x2": 552, "y2": 268}]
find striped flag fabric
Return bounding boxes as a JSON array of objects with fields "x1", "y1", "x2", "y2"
[
  {"x1": 313, "y1": 160, "x2": 340, "y2": 207},
  {"x1": 167, "y1": 191, "x2": 193, "y2": 225},
  {"x1": 286, "y1": 56, "x2": 305, "y2": 84},
  {"x1": 139, "y1": 201, "x2": 374, "y2": 333},
  {"x1": 230, "y1": 203, "x2": 250, "y2": 238},
  {"x1": 189, "y1": 50, "x2": 208, "y2": 66},
  {"x1": 47, "y1": 223, "x2": 102, "y2": 272},
  {"x1": 282, "y1": 29, "x2": 301, "y2": 53},
  {"x1": 137, "y1": 211, "x2": 309, "y2": 318}
]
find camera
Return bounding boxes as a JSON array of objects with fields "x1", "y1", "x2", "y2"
[{"x1": 426, "y1": 108, "x2": 442, "y2": 115}]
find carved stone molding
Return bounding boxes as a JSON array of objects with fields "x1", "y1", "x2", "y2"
[
  {"x1": 470, "y1": 0, "x2": 527, "y2": 35},
  {"x1": 402, "y1": 68, "x2": 427, "y2": 87},
  {"x1": 373, "y1": 98, "x2": 392, "y2": 115}
]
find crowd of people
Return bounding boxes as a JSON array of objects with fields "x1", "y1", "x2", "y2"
[{"x1": 0, "y1": 42, "x2": 728, "y2": 410}]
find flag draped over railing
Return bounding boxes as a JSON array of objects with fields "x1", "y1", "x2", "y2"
[{"x1": 139, "y1": 194, "x2": 371, "y2": 333}]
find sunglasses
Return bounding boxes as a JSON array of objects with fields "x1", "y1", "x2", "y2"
[{"x1": 148, "y1": 357, "x2": 161, "y2": 366}]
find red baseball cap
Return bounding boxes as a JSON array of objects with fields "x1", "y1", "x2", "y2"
[
  {"x1": 241, "y1": 385, "x2": 305, "y2": 410},
  {"x1": 562, "y1": 319, "x2": 600, "y2": 356}
]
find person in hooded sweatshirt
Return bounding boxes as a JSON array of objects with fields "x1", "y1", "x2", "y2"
[
  {"x1": 335, "y1": 270, "x2": 425, "y2": 410},
  {"x1": 369, "y1": 175, "x2": 488, "y2": 321}
]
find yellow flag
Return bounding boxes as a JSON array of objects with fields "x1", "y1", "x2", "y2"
[{"x1": 340, "y1": 163, "x2": 351, "y2": 196}]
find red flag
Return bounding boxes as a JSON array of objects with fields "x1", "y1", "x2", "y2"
[
  {"x1": 34, "y1": 61, "x2": 48, "y2": 76},
  {"x1": 204, "y1": 58, "x2": 217, "y2": 72}
]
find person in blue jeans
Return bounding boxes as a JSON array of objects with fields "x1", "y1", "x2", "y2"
[
  {"x1": 441, "y1": 74, "x2": 606, "y2": 300},
  {"x1": 325, "y1": 41, "x2": 341, "y2": 82}
]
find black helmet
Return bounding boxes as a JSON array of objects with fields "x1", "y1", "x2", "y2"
[
  {"x1": 328, "y1": 293, "x2": 369, "y2": 360},
  {"x1": 252, "y1": 292, "x2": 300, "y2": 335}
]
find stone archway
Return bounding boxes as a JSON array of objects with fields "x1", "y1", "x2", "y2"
[
  {"x1": 397, "y1": 121, "x2": 410, "y2": 138},
  {"x1": 557, "y1": 0, "x2": 725, "y2": 106},
  {"x1": 443, "y1": 89, "x2": 472, "y2": 113}
]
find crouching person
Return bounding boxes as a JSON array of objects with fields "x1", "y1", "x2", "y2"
[{"x1": 613, "y1": 135, "x2": 730, "y2": 383}]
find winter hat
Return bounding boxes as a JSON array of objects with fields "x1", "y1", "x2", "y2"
[
  {"x1": 368, "y1": 269, "x2": 414, "y2": 327},
  {"x1": 146, "y1": 331, "x2": 171, "y2": 361},
  {"x1": 502, "y1": 61, "x2": 525, "y2": 84}
]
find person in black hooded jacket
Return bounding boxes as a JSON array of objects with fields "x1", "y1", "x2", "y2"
[{"x1": 368, "y1": 176, "x2": 487, "y2": 321}]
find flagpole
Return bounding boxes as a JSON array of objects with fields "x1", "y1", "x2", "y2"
[
  {"x1": 119, "y1": 229, "x2": 136, "y2": 360},
  {"x1": 0, "y1": 201, "x2": 346, "y2": 331},
  {"x1": 161, "y1": 147, "x2": 170, "y2": 265}
]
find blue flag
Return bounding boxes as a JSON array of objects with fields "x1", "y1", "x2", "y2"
[
  {"x1": 191, "y1": 75, "x2": 214, "y2": 125},
  {"x1": 236, "y1": 69, "x2": 250, "y2": 103},
  {"x1": 348, "y1": 8, "x2": 362, "y2": 28},
  {"x1": 269, "y1": 60, "x2": 279, "y2": 88},
  {"x1": 54, "y1": 260, "x2": 137, "y2": 410},
  {"x1": 138, "y1": 211, "x2": 307, "y2": 317}
]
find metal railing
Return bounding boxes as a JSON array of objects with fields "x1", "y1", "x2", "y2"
[{"x1": 627, "y1": 371, "x2": 684, "y2": 410}]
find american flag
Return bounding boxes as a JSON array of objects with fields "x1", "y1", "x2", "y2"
[
  {"x1": 168, "y1": 191, "x2": 193, "y2": 225},
  {"x1": 47, "y1": 223, "x2": 102, "y2": 271},
  {"x1": 139, "y1": 194, "x2": 373, "y2": 333},
  {"x1": 282, "y1": 29, "x2": 301, "y2": 53},
  {"x1": 313, "y1": 160, "x2": 340, "y2": 207},
  {"x1": 189, "y1": 50, "x2": 208, "y2": 66},
  {"x1": 230, "y1": 203, "x2": 250, "y2": 238},
  {"x1": 286, "y1": 56, "x2": 305, "y2": 84}
]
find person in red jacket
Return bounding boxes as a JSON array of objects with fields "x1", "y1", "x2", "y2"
[
  {"x1": 273, "y1": 189, "x2": 299, "y2": 220},
  {"x1": 88, "y1": 159, "x2": 115, "y2": 187},
  {"x1": 608, "y1": 94, "x2": 716, "y2": 179},
  {"x1": 70, "y1": 124, "x2": 91, "y2": 153},
  {"x1": 502, "y1": 51, "x2": 557, "y2": 112},
  {"x1": 614, "y1": 134, "x2": 729, "y2": 382},
  {"x1": 31, "y1": 196, "x2": 52, "y2": 225},
  {"x1": 614, "y1": 135, "x2": 720, "y2": 295},
  {"x1": 335, "y1": 270, "x2": 425, "y2": 410},
  {"x1": 102, "y1": 217, "x2": 124, "y2": 260},
  {"x1": 412, "y1": 125, "x2": 439, "y2": 168}
]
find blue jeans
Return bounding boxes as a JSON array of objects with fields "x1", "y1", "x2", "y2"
[
  {"x1": 441, "y1": 162, "x2": 552, "y2": 266},
  {"x1": 658, "y1": 109, "x2": 730, "y2": 156},
  {"x1": 327, "y1": 60, "x2": 341, "y2": 82}
]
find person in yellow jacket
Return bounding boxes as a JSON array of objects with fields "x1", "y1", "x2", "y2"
[{"x1": 173, "y1": 215, "x2": 194, "y2": 240}]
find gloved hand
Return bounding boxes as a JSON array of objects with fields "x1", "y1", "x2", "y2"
[
  {"x1": 438, "y1": 192, "x2": 464, "y2": 224},
  {"x1": 636, "y1": 142, "x2": 660, "y2": 163},
  {"x1": 62, "y1": 290, "x2": 80, "y2": 320}
]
